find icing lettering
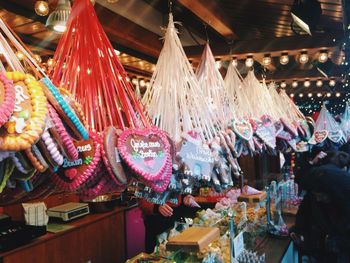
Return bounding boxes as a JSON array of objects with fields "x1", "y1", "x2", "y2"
[
  {"x1": 130, "y1": 139, "x2": 161, "y2": 152},
  {"x1": 185, "y1": 151, "x2": 214, "y2": 163},
  {"x1": 14, "y1": 85, "x2": 29, "y2": 112},
  {"x1": 76, "y1": 144, "x2": 91, "y2": 153},
  {"x1": 63, "y1": 158, "x2": 83, "y2": 168}
]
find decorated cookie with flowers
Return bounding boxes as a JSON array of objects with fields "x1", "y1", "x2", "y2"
[
  {"x1": 0, "y1": 72, "x2": 47, "y2": 151},
  {"x1": 51, "y1": 132, "x2": 101, "y2": 191},
  {"x1": 118, "y1": 127, "x2": 172, "y2": 185}
]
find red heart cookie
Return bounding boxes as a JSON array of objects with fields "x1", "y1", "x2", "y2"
[
  {"x1": 314, "y1": 130, "x2": 328, "y2": 144},
  {"x1": 118, "y1": 127, "x2": 171, "y2": 183}
]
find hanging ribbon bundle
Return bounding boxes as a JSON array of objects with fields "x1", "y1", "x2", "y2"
[
  {"x1": 340, "y1": 102, "x2": 350, "y2": 141},
  {"x1": 196, "y1": 43, "x2": 233, "y2": 128},
  {"x1": 311, "y1": 103, "x2": 345, "y2": 145},
  {"x1": 50, "y1": 0, "x2": 149, "y2": 132},
  {"x1": 142, "y1": 14, "x2": 218, "y2": 142}
]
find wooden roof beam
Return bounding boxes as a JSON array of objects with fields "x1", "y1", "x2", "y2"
[{"x1": 177, "y1": 0, "x2": 239, "y2": 40}]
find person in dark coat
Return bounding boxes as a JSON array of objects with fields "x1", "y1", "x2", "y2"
[{"x1": 291, "y1": 151, "x2": 350, "y2": 262}]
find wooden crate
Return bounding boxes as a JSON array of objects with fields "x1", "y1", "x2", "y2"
[{"x1": 166, "y1": 227, "x2": 220, "y2": 252}]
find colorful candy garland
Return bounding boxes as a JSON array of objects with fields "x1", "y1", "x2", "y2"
[{"x1": 0, "y1": 72, "x2": 15, "y2": 127}]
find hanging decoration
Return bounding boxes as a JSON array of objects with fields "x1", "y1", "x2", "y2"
[
  {"x1": 50, "y1": 0, "x2": 149, "y2": 132},
  {"x1": 196, "y1": 43, "x2": 232, "y2": 128},
  {"x1": 142, "y1": 14, "x2": 218, "y2": 142}
]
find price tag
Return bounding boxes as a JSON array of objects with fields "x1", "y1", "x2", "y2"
[{"x1": 233, "y1": 231, "x2": 245, "y2": 258}]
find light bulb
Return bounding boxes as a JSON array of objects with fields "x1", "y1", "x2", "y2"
[
  {"x1": 280, "y1": 53, "x2": 289, "y2": 65},
  {"x1": 262, "y1": 55, "x2": 271, "y2": 66},
  {"x1": 292, "y1": 80, "x2": 298, "y2": 88},
  {"x1": 308, "y1": 93, "x2": 313, "y2": 98},
  {"x1": 326, "y1": 92, "x2": 331, "y2": 97},
  {"x1": 280, "y1": 81, "x2": 287, "y2": 88},
  {"x1": 35, "y1": 1, "x2": 49, "y2": 16},
  {"x1": 329, "y1": 79, "x2": 336, "y2": 87},
  {"x1": 47, "y1": 58, "x2": 54, "y2": 67},
  {"x1": 299, "y1": 52, "x2": 309, "y2": 64},
  {"x1": 299, "y1": 93, "x2": 304, "y2": 98},
  {"x1": 318, "y1": 50, "x2": 328, "y2": 63},
  {"x1": 34, "y1": 54, "x2": 42, "y2": 63},
  {"x1": 316, "y1": 79, "x2": 323, "y2": 87},
  {"x1": 139, "y1": 79, "x2": 145, "y2": 87},
  {"x1": 317, "y1": 93, "x2": 322, "y2": 97},
  {"x1": 16, "y1": 51, "x2": 24, "y2": 60},
  {"x1": 304, "y1": 80, "x2": 311, "y2": 88},
  {"x1": 290, "y1": 93, "x2": 294, "y2": 98},
  {"x1": 245, "y1": 56, "x2": 254, "y2": 67},
  {"x1": 336, "y1": 92, "x2": 341, "y2": 97},
  {"x1": 132, "y1": 78, "x2": 138, "y2": 85},
  {"x1": 231, "y1": 58, "x2": 238, "y2": 67}
]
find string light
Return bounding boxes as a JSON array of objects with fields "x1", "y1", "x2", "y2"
[
  {"x1": 35, "y1": 1, "x2": 49, "y2": 16},
  {"x1": 262, "y1": 54, "x2": 272, "y2": 66},
  {"x1": 47, "y1": 58, "x2": 54, "y2": 67},
  {"x1": 290, "y1": 93, "x2": 295, "y2": 98},
  {"x1": 245, "y1": 56, "x2": 254, "y2": 67},
  {"x1": 299, "y1": 51, "x2": 309, "y2": 64},
  {"x1": 292, "y1": 80, "x2": 298, "y2": 88},
  {"x1": 308, "y1": 93, "x2": 313, "y2": 98},
  {"x1": 16, "y1": 51, "x2": 24, "y2": 60},
  {"x1": 336, "y1": 92, "x2": 341, "y2": 97},
  {"x1": 326, "y1": 92, "x2": 331, "y2": 97},
  {"x1": 318, "y1": 50, "x2": 328, "y2": 63},
  {"x1": 329, "y1": 79, "x2": 336, "y2": 87},
  {"x1": 139, "y1": 79, "x2": 145, "y2": 87},
  {"x1": 280, "y1": 53, "x2": 289, "y2": 65},
  {"x1": 231, "y1": 58, "x2": 238, "y2": 67},
  {"x1": 316, "y1": 79, "x2": 323, "y2": 87},
  {"x1": 280, "y1": 81, "x2": 287, "y2": 88},
  {"x1": 317, "y1": 93, "x2": 322, "y2": 97},
  {"x1": 304, "y1": 79, "x2": 311, "y2": 88},
  {"x1": 299, "y1": 93, "x2": 304, "y2": 98}
]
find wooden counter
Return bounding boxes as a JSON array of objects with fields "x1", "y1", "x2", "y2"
[{"x1": 0, "y1": 205, "x2": 137, "y2": 263}]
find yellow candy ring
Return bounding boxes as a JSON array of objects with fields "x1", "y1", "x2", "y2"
[{"x1": 0, "y1": 72, "x2": 48, "y2": 151}]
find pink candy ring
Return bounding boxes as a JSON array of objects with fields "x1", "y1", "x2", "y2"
[
  {"x1": 51, "y1": 132, "x2": 101, "y2": 191},
  {"x1": 0, "y1": 72, "x2": 15, "y2": 127},
  {"x1": 48, "y1": 104, "x2": 78, "y2": 161}
]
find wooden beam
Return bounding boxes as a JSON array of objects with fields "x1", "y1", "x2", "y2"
[
  {"x1": 185, "y1": 33, "x2": 340, "y2": 60},
  {"x1": 177, "y1": 0, "x2": 238, "y2": 40}
]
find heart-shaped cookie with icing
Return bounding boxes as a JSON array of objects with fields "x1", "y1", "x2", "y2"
[
  {"x1": 232, "y1": 119, "x2": 253, "y2": 141},
  {"x1": 328, "y1": 130, "x2": 344, "y2": 143},
  {"x1": 102, "y1": 126, "x2": 128, "y2": 186},
  {"x1": 280, "y1": 118, "x2": 298, "y2": 137},
  {"x1": 314, "y1": 130, "x2": 328, "y2": 144},
  {"x1": 51, "y1": 132, "x2": 101, "y2": 191},
  {"x1": 118, "y1": 127, "x2": 171, "y2": 183},
  {"x1": 0, "y1": 72, "x2": 47, "y2": 151},
  {"x1": 0, "y1": 72, "x2": 15, "y2": 128},
  {"x1": 256, "y1": 115, "x2": 276, "y2": 149}
]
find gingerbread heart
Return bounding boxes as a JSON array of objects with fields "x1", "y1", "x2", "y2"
[
  {"x1": 51, "y1": 132, "x2": 101, "y2": 191},
  {"x1": 118, "y1": 127, "x2": 171, "y2": 183},
  {"x1": 328, "y1": 130, "x2": 344, "y2": 143},
  {"x1": 314, "y1": 130, "x2": 328, "y2": 144},
  {"x1": 274, "y1": 121, "x2": 284, "y2": 136},
  {"x1": 232, "y1": 119, "x2": 253, "y2": 141},
  {"x1": 280, "y1": 118, "x2": 298, "y2": 137},
  {"x1": 256, "y1": 118, "x2": 276, "y2": 149},
  {"x1": 102, "y1": 126, "x2": 127, "y2": 186},
  {"x1": 0, "y1": 72, "x2": 48, "y2": 151}
]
